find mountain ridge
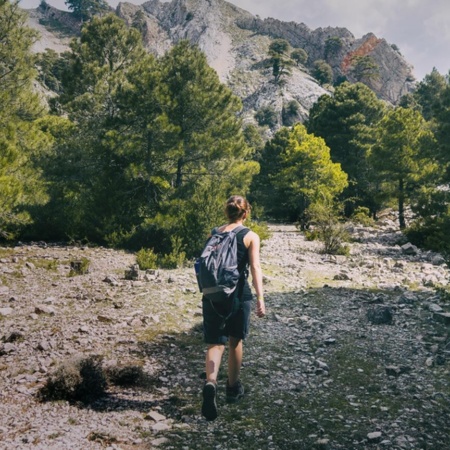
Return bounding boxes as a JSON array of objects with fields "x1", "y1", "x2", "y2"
[{"x1": 26, "y1": 0, "x2": 416, "y2": 127}]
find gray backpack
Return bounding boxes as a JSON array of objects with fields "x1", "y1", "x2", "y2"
[{"x1": 195, "y1": 226, "x2": 247, "y2": 304}]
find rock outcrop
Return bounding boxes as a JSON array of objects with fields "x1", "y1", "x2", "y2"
[{"x1": 26, "y1": 0, "x2": 416, "y2": 128}]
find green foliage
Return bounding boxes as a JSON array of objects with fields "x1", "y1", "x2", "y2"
[
  {"x1": 312, "y1": 59, "x2": 333, "y2": 85},
  {"x1": 433, "y1": 81, "x2": 450, "y2": 174},
  {"x1": 252, "y1": 124, "x2": 348, "y2": 222},
  {"x1": 405, "y1": 211, "x2": 450, "y2": 258},
  {"x1": 369, "y1": 107, "x2": 438, "y2": 228},
  {"x1": 255, "y1": 106, "x2": 278, "y2": 128},
  {"x1": 243, "y1": 124, "x2": 265, "y2": 156},
  {"x1": 282, "y1": 100, "x2": 300, "y2": 126},
  {"x1": 136, "y1": 248, "x2": 158, "y2": 270},
  {"x1": 349, "y1": 55, "x2": 379, "y2": 82},
  {"x1": 69, "y1": 257, "x2": 90, "y2": 276},
  {"x1": 136, "y1": 236, "x2": 186, "y2": 270},
  {"x1": 35, "y1": 49, "x2": 69, "y2": 93},
  {"x1": 307, "y1": 82, "x2": 386, "y2": 216},
  {"x1": 268, "y1": 39, "x2": 293, "y2": 84},
  {"x1": 65, "y1": 0, "x2": 109, "y2": 21},
  {"x1": 324, "y1": 37, "x2": 343, "y2": 60},
  {"x1": 413, "y1": 67, "x2": 447, "y2": 121},
  {"x1": 350, "y1": 206, "x2": 374, "y2": 226},
  {"x1": 246, "y1": 220, "x2": 271, "y2": 245},
  {"x1": 306, "y1": 203, "x2": 350, "y2": 255},
  {"x1": 158, "y1": 236, "x2": 186, "y2": 269},
  {"x1": 269, "y1": 39, "x2": 289, "y2": 55},
  {"x1": 0, "y1": 1, "x2": 53, "y2": 239},
  {"x1": 31, "y1": 16, "x2": 257, "y2": 257},
  {"x1": 290, "y1": 48, "x2": 308, "y2": 66}
]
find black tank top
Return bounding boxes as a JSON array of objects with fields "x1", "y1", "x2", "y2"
[{"x1": 236, "y1": 228, "x2": 250, "y2": 274}]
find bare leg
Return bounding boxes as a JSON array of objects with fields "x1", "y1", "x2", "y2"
[
  {"x1": 228, "y1": 337, "x2": 243, "y2": 386},
  {"x1": 205, "y1": 344, "x2": 225, "y2": 383}
]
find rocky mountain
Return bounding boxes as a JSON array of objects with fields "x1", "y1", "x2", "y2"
[{"x1": 27, "y1": 0, "x2": 416, "y2": 127}]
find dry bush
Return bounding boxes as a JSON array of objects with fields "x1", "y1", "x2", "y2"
[{"x1": 38, "y1": 355, "x2": 106, "y2": 404}]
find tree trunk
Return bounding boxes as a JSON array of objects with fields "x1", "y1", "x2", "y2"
[
  {"x1": 398, "y1": 178, "x2": 405, "y2": 229},
  {"x1": 175, "y1": 157, "x2": 183, "y2": 188}
]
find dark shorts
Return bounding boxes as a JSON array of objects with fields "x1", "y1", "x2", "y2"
[{"x1": 202, "y1": 281, "x2": 252, "y2": 345}]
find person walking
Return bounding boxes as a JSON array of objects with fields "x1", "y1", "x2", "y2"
[{"x1": 201, "y1": 195, "x2": 265, "y2": 421}]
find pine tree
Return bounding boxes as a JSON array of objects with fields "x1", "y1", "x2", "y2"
[
  {"x1": 152, "y1": 41, "x2": 258, "y2": 255},
  {"x1": 0, "y1": 1, "x2": 52, "y2": 238},
  {"x1": 369, "y1": 107, "x2": 437, "y2": 229},
  {"x1": 253, "y1": 124, "x2": 347, "y2": 223},
  {"x1": 307, "y1": 82, "x2": 385, "y2": 215}
]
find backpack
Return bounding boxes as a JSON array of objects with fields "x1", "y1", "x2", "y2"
[{"x1": 195, "y1": 225, "x2": 248, "y2": 304}]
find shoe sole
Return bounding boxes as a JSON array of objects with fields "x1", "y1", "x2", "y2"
[{"x1": 202, "y1": 383, "x2": 218, "y2": 421}]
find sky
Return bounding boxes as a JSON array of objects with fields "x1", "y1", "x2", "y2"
[{"x1": 20, "y1": 0, "x2": 450, "y2": 81}]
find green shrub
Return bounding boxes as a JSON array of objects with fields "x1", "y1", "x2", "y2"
[
  {"x1": 247, "y1": 220, "x2": 272, "y2": 246},
  {"x1": 351, "y1": 206, "x2": 374, "y2": 226},
  {"x1": 158, "y1": 236, "x2": 186, "y2": 269},
  {"x1": 306, "y1": 203, "x2": 350, "y2": 255},
  {"x1": 69, "y1": 257, "x2": 90, "y2": 276},
  {"x1": 255, "y1": 106, "x2": 278, "y2": 128},
  {"x1": 405, "y1": 214, "x2": 450, "y2": 267},
  {"x1": 136, "y1": 248, "x2": 158, "y2": 270}
]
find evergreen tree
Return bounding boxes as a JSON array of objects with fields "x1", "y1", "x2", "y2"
[
  {"x1": 253, "y1": 125, "x2": 347, "y2": 223},
  {"x1": 65, "y1": 0, "x2": 109, "y2": 21},
  {"x1": 324, "y1": 37, "x2": 343, "y2": 61},
  {"x1": 268, "y1": 39, "x2": 294, "y2": 84},
  {"x1": 306, "y1": 82, "x2": 385, "y2": 215},
  {"x1": 413, "y1": 67, "x2": 447, "y2": 121},
  {"x1": 0, "y1": 1, "x2": 52, "y2": 238},
  {"x1": 291, "y1": 48, "x2": 308, "y2": 66},
  {"x1": 369, "y1": 107, "x2": 437, "y2": 229},
  {"x1": 312, "y1": 60, "x2": 333, "y2": 85},
  {"x1": 350, "y1": 55, "x2": 379, "y2": 83},
  {"x1": 38, "y1": 14, "x2": 149, "y2": 242},
  {"x1": 152, "y1": 41, "x2": 258, "y2": 255}
]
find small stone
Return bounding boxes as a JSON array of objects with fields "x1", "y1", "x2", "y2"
[
  {"x1": 37, "y1": 340, "x2": 50, "y2": 351},
  {"x1": 34, "y1": 305, "x2": 55, "y2": 315},
  {"x1": 0, "y1": 343, "x2": 16, "y2": 354},
  {"x1": 367, "y1": 306, "x2": 393, "y2": 325},
  {"x1": 146, "y1": 411, "x2": 166, "y2": 422},
  {"x1": 151, "y1": 422, "x2": 171, "y2": 432},
  {"x1": 4, "y1": 331, "x2": 23, "y2": 343},
  {"x1": 334, "y1": 272, "x2": 351, "y2": 280},
  {"x1": 367, "y1": 431, "x2": 382, "y2": 442},
  {"x1": 401, "y1": 242, "x2": 418, "y2": 255},
  {"x1": 0, "y1": 307, "x2": 14, "y2": 317},
  {"x1": 97, "y1": 315, "x2": 112, "y2": 323},
  {"x1": 427, "y1": 303, "x2": 443, "y2": 313}
]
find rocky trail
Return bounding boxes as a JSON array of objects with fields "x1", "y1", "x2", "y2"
[{"x1": 1, "y1": 218, "x2": 449, "y2": 449}]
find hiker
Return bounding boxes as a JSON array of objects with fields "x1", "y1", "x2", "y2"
[{"x1": 201, "y1": 195, "x2": 265, "y2": 421}]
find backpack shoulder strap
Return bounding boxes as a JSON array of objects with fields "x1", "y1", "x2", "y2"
[{"x1": 230, "y1": 225, "x2": 248, "y2": 235}]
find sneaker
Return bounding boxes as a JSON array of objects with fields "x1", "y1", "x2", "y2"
[
  {"x1": 202, "y1": 381, "x2": 218, "y2": 421},
  {"x1": 226, "y1": 379, "x2": 245, "y2": 403}
]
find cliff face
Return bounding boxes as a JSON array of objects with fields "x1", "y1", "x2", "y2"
[
  {"x1": 236, "y1": 15, "x2": 415, "y2": 104},
  {"x1": 27, "y1": 0, "x2": 416, "y2": 127}
]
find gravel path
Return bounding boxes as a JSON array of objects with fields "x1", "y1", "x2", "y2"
[{"x1": 0, "y1": 221, "x2": 449, "y2": 449}]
